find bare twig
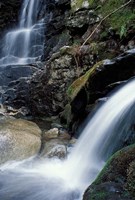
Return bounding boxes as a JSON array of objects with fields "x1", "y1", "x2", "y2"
[{"x1": 80, "y1": 0, "x2": 133, "y2": 49}]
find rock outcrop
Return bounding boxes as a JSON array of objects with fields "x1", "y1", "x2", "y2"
[
  {"x1": 43, "y1": 0, "x2": 71, "y2": 59},
  {"x1": 2, "y1": 0, "x2": 135, "y2": 121}
]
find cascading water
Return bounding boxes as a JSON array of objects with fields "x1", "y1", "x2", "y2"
[
  {"x1": 0, "y1": 79, "x2": 135, "y2": 200},
  {"x1": 0, "y1": 0, "x2": 45, "y2": 66}
]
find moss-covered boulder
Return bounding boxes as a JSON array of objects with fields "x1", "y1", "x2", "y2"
[
  {"x1": 66, "y1": 50, "x2": 135, "y2": 133},
  {"x1": 126, "y1": 161, "x2": 135, "y2": 196},
  {"x1": 68, "y1": 50, "x2": 135, "y2": 103},
  {"x1": 83, "y1": 144, "x2": 135, "y2": 200},
  {"x1": 67, "y1": 60, "x2": 105, "y2": 101}
]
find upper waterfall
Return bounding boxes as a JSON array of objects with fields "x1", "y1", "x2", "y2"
[
  {"x1": 20, "y1": 0, "x2": 39, "y2": 28},
  {"x1": 0, "y1": 0, "x2": 45, "y2": 66}
]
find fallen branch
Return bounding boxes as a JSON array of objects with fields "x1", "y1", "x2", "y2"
[{"x1": 80, "y1": 0, "x2": 133, "y2": 49}]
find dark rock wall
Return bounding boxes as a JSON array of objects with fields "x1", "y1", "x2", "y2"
[
  {"x1": 0, "y1": 0, "x2": 21, "y2": 35},
  {"x1": 42, "y1": 0, "x2": 71, "y2": 60},
  {"x1": 1, "y1": 0, "x2": 135, "y2": 120}
]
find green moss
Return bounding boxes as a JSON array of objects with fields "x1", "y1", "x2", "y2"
[
  {"x1": 83, "y1": 144, "x2": 135, "y2": 200},
  {"x1": 71, "y1": 0, "x2": 94, "y2": 11},
  {"x1": 97, "y1": 0, "x2": 135, "y2": 36},
  {"x1": 72, "y1": 0, "x2": 135, "y2": 36},
  {"x1": 94, "y1": 144, "x2": 135, "y2": 185},
  {"x1": 89, "y1": 191, "x2": 109, "y2": 200},
  {"x1": 126, "y1": 161, "x2": 135, "y2": 196},
  {"x1": 67, "y1": 60, "x2": 104, "y2": 101}
]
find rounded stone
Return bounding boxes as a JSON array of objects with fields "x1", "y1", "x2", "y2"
[{"x1": 0, "y1": 117, "x2": 41, "y2": 165}]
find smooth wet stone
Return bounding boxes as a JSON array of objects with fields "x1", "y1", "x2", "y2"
[
  {"x1": 44, "y1": 128, "x2": 70, "y2": 141},
  {"x1": 40, "y1": 127, "x2": 70, "y2": 159},
  {"x1": 45, "y1": 144, "x2": 67, "y2": 159},
  {"x1": 0, "y1": 117, "x2": 41, "y2": 165}
]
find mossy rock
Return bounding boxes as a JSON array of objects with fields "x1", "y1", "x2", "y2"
[
  {"x1": 71, "y1": 0, "x2": 89, "y2": 11},
  {"x1": 72, "y1": 0, "x2": 135, "y2": 37},
  {"x1": 97, "y1": 0, "x2": 135, "y2": 36},
  {"x1": 83, "y1": 144, "x2": 135, "y2": 200},
  {"x1": 94, "y1": 144, "x2": 135, "y2": 185},
  {"x1": 126, "y1": 161, "x2": 135, "y2": 196},
  {"x1": 67, "y1": 60, "x2": 105, "y2": 101},
  {"x1": 67, "y1": 51, "x2": 135, "y2": 104}
]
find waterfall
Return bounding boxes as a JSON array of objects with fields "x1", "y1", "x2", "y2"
[
  {"x1": 0, "y1": 0, "x2": 45, "y2": 66},
  {"x1": 65, "y1": 78, "x2": 135, "y2": 188},
  {"x1": 0, "y1": 79, "x2": 135, "y2": 200}
]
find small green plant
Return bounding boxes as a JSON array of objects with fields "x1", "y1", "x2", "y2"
[{"x1": 120, "y1": 25, "x2": 127, "y2": 38}]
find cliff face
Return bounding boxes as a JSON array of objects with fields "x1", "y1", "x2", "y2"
[
  {"x1": 42, "y1": 0, "x2": 71, "y2": 59},
  {"x1": 28, "y1": 0, "x2": 135, "y2": 118},
  {"x1": 2, "y1": 0, "x2": 135, "y2": 121}
]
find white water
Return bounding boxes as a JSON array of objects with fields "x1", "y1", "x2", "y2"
[
  {"x1": 0, "y1": 0, "x2": 45, "y2": 66},
  {"x1": 0, "y1": 79, "x2": 135, "y2": 200}
]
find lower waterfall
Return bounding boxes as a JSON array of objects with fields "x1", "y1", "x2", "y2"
[{"x1": 0, "y1": 79, "x2": 135, "y2": 200}]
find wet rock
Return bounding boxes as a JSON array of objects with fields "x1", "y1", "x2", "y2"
[
  {"x1": 69, "y1": 137, "x2": 77, "y2": 145},
  {"x1": 66, "y1": 51, "x2": 135, "y2": 131},
  {"x1": 43, "y1": 0, "x2": 71, "y2": 59},
  {"x1": 0, "y1": 65, "x2": 37, "y2": 87},
  {"x1": 44, "y1": 128, "x2": 59, "y2": 140},
  {"x1": 71, "y1": 0, "x2": 91, "y2": 11},
  {"x1": 1, "y1": 65, "x2": 37, "y2": 112},
  {"x1": 29, "y1": 43, "x2": 99, "y2": 116},
  {"x1": 45, "y1": 144, "x2": 67, "y2": 159},
  {"x1": 83, "y1": 144, "x2": 135, "y2": 200},
  {"x1": 0, "y1": 117, "x2": 41, "y2": 165},
  {"x1": 51, "y1": 122, "x2": 63, "y2": 129},
  {"x1": 83, "y1": 182, "x2": 126, "y2": 200},
  {"x1": 40, "y1": 127, "x2": 70, "y2": 159},
  {"x1": 126, "y1": 161, "x2": 135, "y2": 196},
  {"x1": 3, "y1": 49, "x2": 135, "y2": 120},
  {"x1": 40, "y1": 139, "x2": 68, "y2": 159},
  {"x1": 43, "y1": 127, "x2": 70, "y2": 141},
  {"x1": 66, "y1": 10, "x2": 100, "y2": 36},
  {"x1": 87, "y1": 51, "x2": 135, "y2": 103},
  {"x1": 29, "y1": 53, "x2": 76, "y2": 116}
]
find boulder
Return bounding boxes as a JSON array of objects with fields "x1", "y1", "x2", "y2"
[
  {"x1": 0, "y1": 117, "x2": 41, "y2": 165},
  {"x1": 83, "y1": 144, "x2": 135, "y2": 200},
  {"x1": 66, "y1": 50, "x2": 135, "y2": 132},
  {"x1": 40, "y1": 127, "x2": 70, "y2": 159},
  {"x1": 44, "y1": 128, "x2": 59, "y2": 140},
  {"x1": 45, "y1": 144, "x2": 67, "y2": 159},
  {"x1": 43, "y1": 127, "x2": 71, "y2": 141}
]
